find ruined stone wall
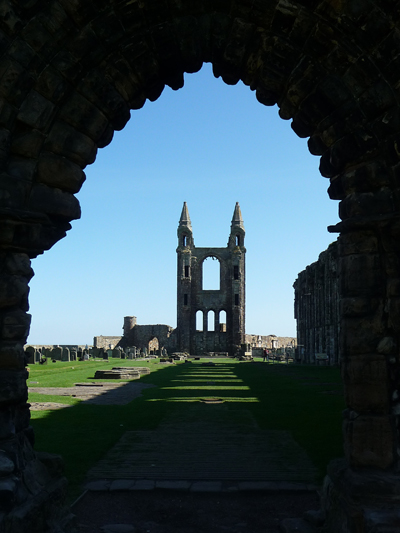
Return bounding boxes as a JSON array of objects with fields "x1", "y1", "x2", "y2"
[
  {"x1": 120, "y1": 322, "x2": 176, "y2": 353},
  {"x1": 2, "y1": 1, "x2": 400, "y2": 531},
  {"x1": 294, "y1": 241, "x2": 339, "y2": 365},
  {"x1": 245, "y1": 334, "x2": 296, "y2": 350},
  {"x1": 93, "y1": 336, "x2": 122, "y2": 349}
]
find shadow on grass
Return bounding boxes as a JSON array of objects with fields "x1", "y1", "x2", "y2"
[{"x1": 30, "y1": 360, "x2": 345, "y2": 500}]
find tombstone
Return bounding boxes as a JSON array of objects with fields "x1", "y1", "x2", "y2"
[
  {"x1": 107, "y1": 349, "x2": 113, "y2": 359},
  {"x1": 112, "y1": 348, "x2": 121, "y2": 358},
  {"x1": 69, "y1": 350, "x2": 76, "y2": 361},
  {"x1": 143, "y1": 347, "x2": 147, "y2": 357},
  {"x1": 77, "y1": 348, "x2": 83, "y2": 360},
  {"x1": 83, "y1": 353, "x2": 89, "y2": 361},
  {"x1": 42, "y1": 347, "x2": 51, "y2": 358},
  {"x1": 51, "y1": 346, "x2": 62, "y2": 361},
  {"x1": 25, "y1": 346, "x2": 35, "y2": 364},
  {"x1": 103, "y1": 349, "x2": 109, "y2": 360},
  {"x1": 162, "y1": 348, "x2": 168, "y2": 357},
  {"x1": 91, "y1": 347, "x2": 100, "y2": 359},
  {"x1": 61, "y1": 347, "x2": 70, "y2": 362},
  {"x1": 35, "y1": 350, "x2": 41, "y2": 363}
]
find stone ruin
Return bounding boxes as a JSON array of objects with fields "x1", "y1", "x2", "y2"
[
  {"x1": 1, "y1": 2, "x2": 400, "y2": 532},
  {"x1": 294, "y1": 241, "x2": 340, "y2": 366}
]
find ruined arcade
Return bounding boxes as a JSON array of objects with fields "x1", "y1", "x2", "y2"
[{"x1": 1, "y1": 1, "x2": 400, "y2": 532}]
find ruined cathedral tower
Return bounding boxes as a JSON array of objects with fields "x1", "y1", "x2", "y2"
[{"x1": 176, "y1": 202, "x2": 246, "y2": 356}]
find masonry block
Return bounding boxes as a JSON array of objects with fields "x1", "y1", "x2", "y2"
[{"x1": 344, "y1": 415, "x2": 394, "y2": 469}]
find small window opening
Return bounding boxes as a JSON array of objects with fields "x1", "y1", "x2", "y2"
[
  {"x1": 184, "y1": 265, "x2": 190, "y2": 277},
  {"x1": 219, "y1": 310, "x2": 227, "y2": 332},
  {"x1": 182, "y1": 235, "x2": 187, "y2": 246},
  {"x1": 184, "y1": 294, "x2": 188, "y2": 306},
  {"x1": 236, "y1": 235, "x2": 241, "y2": 246},
  {"x1": 235, "y1": 294, "x2": 239, "y2": 306},
  {"x1": 207, "y1": 310, "x2": 215, "y2": 332},
  {"x1": 196, "y1": 310, "x2": 203, "y2": 331},
  {"x1": 233, "y1": 265, "x2": 239, "y2": 280}
]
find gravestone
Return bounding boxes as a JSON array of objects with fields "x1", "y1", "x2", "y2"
[
  {"x1": 70, "y1": 350, "x2": 77, "y2": 361},
  {"x1": 42, "y1": 347, "x2": 51, "y2": 358},
  {"x1": 61, "y1": 347, "x2": 70, "y2": 362},
  {"x1": 91, "y1": 348, "x2": 100, "y2": 359},
  {"x1": 51, "y1": 347, "x2": 62, "y2": 361},
  {"x1": 25, "y1": 346, "x2": 35, "y2": 364},
  {"x1": 107, "y1": 349, "x2": 113, "y2": 359},
  {"x1": 112, "y1": 348, "x2": 121, "y2": 358}
]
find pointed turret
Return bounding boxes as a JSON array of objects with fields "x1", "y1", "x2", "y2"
[
  {"x1": 230, "y1": 202, "x2": 245, "y2": 232},
  {"x1": 229, "y1": 202, "x2": 245, "y2": 247},
  {"x1": 177, "y1": 201, "x2": 194, "y2": 247},
  {"x1": 179, "y1": 201, "x2": 192, "y2": 231}
]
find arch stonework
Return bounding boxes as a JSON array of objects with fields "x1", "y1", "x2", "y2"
[{"x1": 1, "y1": 1, "x2": 400, "y2": 531}]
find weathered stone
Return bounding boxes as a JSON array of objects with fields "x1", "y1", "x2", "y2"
[
  {"x1": 44, "y1": 121, "x2": 97, "y2": 167},
  {"x1": 36, "y1": 152, "x2": 85, "y2": 193},
  {"x1": 344, "y1": 415, "x2": 394, "y2": 469},
  {"x1": 342, "y1": 355, "x2": 390, "y2": 412},
  {"x1": 340, "y1": 312, "x2": 385, "y2": 355},
  {"x1": 0, "y1": 452, "x2": 14, "y2": 475},
  {"x1": 0, "y1": 369, "x2": 28, "y2": 403},
  {"x1": 58, "y1": 92, "x2": 109, "y2": 142},
  {"x1": 0, "y1": 476, "x2": 17, "y2": 512},
  {"x1": 0, "y1": 275, "x2": 29, "y2": 309},
  {"x1": 0, "y1": 343, "x2": 26, "y2": 370},
  {"x1": 377, "y1": 336, "x2": 397, "y2": 355},
  {"x1": 340, "y1": 254, "x2": 383, "y2": 297},
  {"x1": 1, "y1": 2, "x2": 400, "y2": 532},
  {"x1": 27, "y1": 183, "x2": 81, "y2": 220},
  {"x1": 16, "y1": 90, "x2": 55, "y2": 130}
]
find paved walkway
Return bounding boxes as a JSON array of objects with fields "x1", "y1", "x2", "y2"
[{"x1": 85, "y1": 404, "x2": 318, "y2": 493}]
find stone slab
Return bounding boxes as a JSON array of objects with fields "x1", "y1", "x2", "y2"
[
  {"x1": 85, "y1": 480, "x2": 111, "y2": 491},
  {"x1": 109, "y1": 480, "x2": 136, "y2": 491},
  {"x1": 130, "y1": 480, "x2": 155, "y2": 490},
  {"x1": 190, "y1": 481, "x2": 222, "y2": 492},
  {"x1": 155, "y1": 480, "x2": 191, "y2": 490}
]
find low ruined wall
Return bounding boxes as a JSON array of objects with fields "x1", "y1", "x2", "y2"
[{"x1": 93, "y1": 336, "x2": 122, "y2": 349}]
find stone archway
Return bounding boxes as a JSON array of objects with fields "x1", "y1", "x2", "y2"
[
  {"x1": 1, "y1": 1, "x2": 400, "y2": 531},
  {"x1": 148, "y1": 336, "x2": 159, "y2": 355}
]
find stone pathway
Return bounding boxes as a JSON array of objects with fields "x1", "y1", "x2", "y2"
[{"x1": 85, "y1": 404, "x2": 318, "y2": 492}]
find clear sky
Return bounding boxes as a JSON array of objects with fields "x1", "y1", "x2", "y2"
[{"x1": 27, "y1": 63, "x2": 339, "y2": 346}]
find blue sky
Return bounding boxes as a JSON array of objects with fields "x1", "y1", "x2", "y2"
[{"x1": 27, "y1": 63, "x2": 339, "y2": 346}]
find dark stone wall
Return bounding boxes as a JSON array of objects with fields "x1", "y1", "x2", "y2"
[
  {"x1": 1, "y1": 1, "x2": 400, "y2": 531},
  {"x1": 294, "y1": 241, "x2": 339, "y2": 365}
]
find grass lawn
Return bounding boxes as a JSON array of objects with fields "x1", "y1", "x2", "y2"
[{"x1": 28, "y1": 358, "x2": 345, "y2": 501}]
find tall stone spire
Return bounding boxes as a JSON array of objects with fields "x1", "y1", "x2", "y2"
[
  {"x1": 177, "y1": 201, "x2": 193, "y2": 247},
  {"x1": 179, "y1": 201, "x2": 192, "y2": 231},
  {"x1": 231, "y1": 202, "x2": 245, "y2": 232},
  {"x1": 229, "y1": 202, "x2": 245, "y2": 247}
]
